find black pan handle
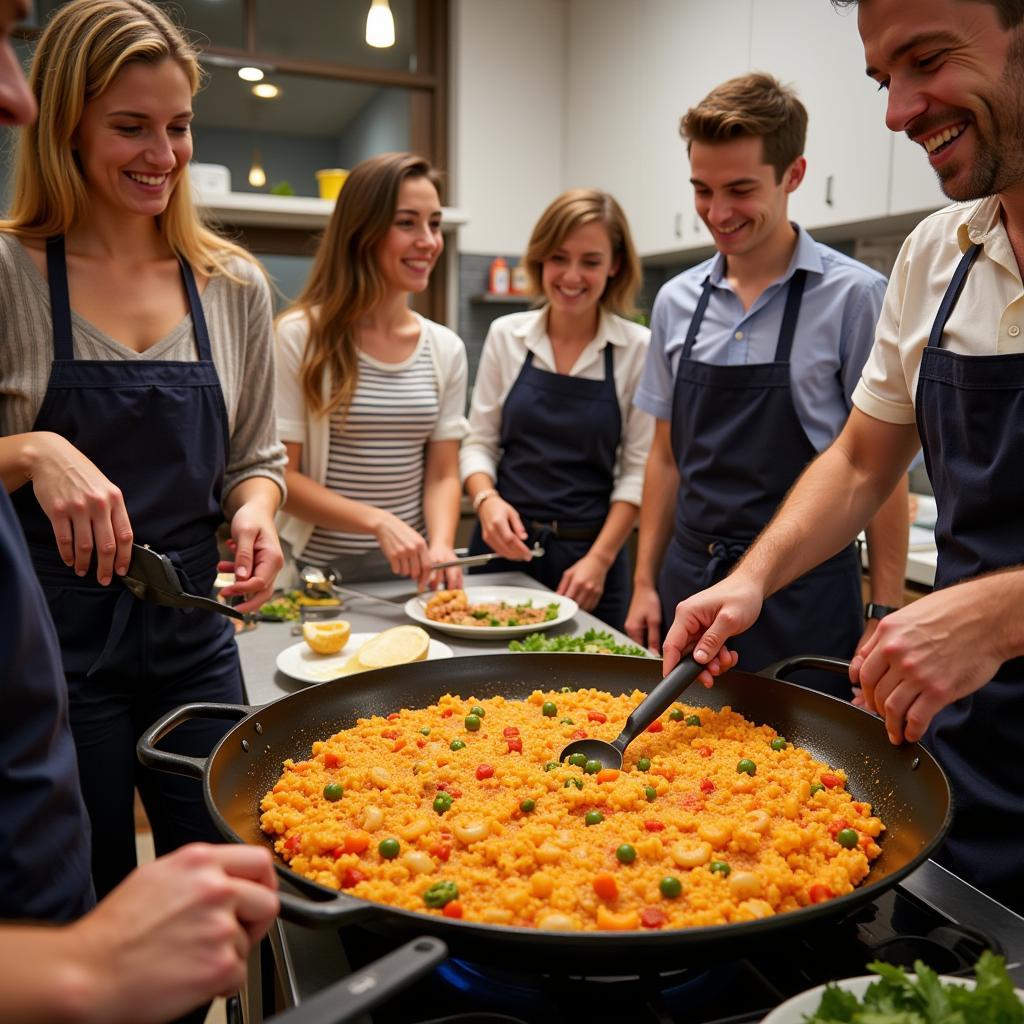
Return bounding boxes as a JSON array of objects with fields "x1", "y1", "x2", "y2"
[
  {"x1": 136, "y1": 701, "x2": 253, "y2": 778},
  {"x1": 275, "y1": 889, "x2": 378, "y2": 928},
  {"x1": 268, "y1": 936, "x2": 446, "y2": 1024},
  {"x1": 759, "y1": 655, "x2": 852, "y2": 681}
]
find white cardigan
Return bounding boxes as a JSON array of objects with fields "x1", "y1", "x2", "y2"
[{"x1": 275, "y1": 309, "x2": 469, "y2": 560}]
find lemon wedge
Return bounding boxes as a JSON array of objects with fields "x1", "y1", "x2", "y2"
[
  {"x1": 302, "y1": 620, "x2": 352, "y2": 655},
  {"x1": 353, "y1": 625, "x2": 430, "y2": 669}
]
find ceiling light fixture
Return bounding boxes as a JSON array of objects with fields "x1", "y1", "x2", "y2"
[
  {"x1": 251, "y1": 82, "x2": 280, "y2": 99},
  {"x1": 365, "y1": 0, "x2": 395, "y2": 48},
  {"x1": 238, "y1": 66, "x2": 264, "y2": 82},
  {"x1": 248, "y1": 150, "x2": 266, "y2": 189}
]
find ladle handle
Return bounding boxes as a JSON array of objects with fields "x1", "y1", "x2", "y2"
[{"x1": 613, "y1": 655, "x2": 704, "y2": 753}]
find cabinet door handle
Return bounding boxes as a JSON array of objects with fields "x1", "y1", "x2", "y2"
[
  {"x1": 674, "y1": 212, "x2": 683, "y2": 238},
  {"x1": 825, "y1": 174, "x2": 835, "y2": 207}
]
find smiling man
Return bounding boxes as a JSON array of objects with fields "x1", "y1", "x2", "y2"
[
  {"x1": 626, "y1": 73, "x2": 908, "y2": 695},
  {"x1": 662, "y1": 0, "x2": 1024, "y2": 914}
]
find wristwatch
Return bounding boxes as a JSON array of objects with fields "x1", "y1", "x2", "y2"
[{"x1": 864, "y1": 602, "x2": 898, "y2": 621}]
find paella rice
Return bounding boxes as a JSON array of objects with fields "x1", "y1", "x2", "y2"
[
  {"x1": 423, "y1": 589, "x2": 560, "y2": 627},
  {"x1": 260, "y1": 689, "x2": 885, "y2": 931}
]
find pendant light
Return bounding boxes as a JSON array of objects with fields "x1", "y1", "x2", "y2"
[
  {"x1": 247, "y1": 149, "x2": 266, "y2": 189},
  {"x1": 365, "y1": 0, "x2": 395, "y2": 48}
]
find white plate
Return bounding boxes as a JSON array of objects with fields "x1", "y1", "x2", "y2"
[
  {"x1": 404, "y1": 586, "x2": 578, "y2": 639},
  {"x1": 275, "y1": 633, "x2": 453, "y2": 684},
  {"x1": 761, "y1": 972, "x2": 1024, "y2": 1022}
]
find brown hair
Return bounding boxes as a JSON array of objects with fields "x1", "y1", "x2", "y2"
[
  {"x1": 522, "y1": 188, "x2": 641, "y2": 316},
  {"x1": 1, "y1": 0, "x2": 255, "y2": 279},
  {"x1": 830, "y1": 0, "x2": 1024, "y2": 29},
  {"x1": 679, "y1": 72, "x2": 808, "y2": 183},
  {"x1": 280, "y1": 152, "x2": 443, "y2": 419}
]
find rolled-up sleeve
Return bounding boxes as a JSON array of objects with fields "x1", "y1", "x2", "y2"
[
  {"x1": 459, "y1": 327, "x2": 507, "y2": 483},
  {"x1": 430, "y1": 326, "x2": 470, "y2": 442},
  {"x1": 274, "y1": 311, "x2": 311, "y2": 446},
  {"x1": 632, "y1": 293, "x2": 675, "y2": 421}
]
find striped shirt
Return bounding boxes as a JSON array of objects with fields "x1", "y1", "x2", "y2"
[{"x1": 302, "y1": 338, "x2": 439, "y2": 563}]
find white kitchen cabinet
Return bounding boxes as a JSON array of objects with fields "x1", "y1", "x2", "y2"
[
  {"x1": 888, "y1": 131, "x2": 949, "y2": 217},
  {"x1": 749, "y1": 0, "x2": 893, "y2": 229}
]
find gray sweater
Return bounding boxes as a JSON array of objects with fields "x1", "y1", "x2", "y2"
[{"x1": 0, "y1": 232, "x2": 286, "y2": 502}]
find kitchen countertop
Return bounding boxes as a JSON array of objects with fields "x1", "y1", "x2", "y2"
[{"x1": 237, "y1": 570, "x2": 641, "y2": 707}]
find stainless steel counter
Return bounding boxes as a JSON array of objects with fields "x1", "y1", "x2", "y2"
[{"x1": 236, "y1": 570, "x2": 642, "y2": 707}]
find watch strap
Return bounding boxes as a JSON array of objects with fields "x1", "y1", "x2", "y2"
[{"x1": 865, "y1": 602, "x2": 898, "y2": 621}]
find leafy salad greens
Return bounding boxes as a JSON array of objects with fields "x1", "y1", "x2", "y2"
[
  {"x1": 804, "y1": 952, "x2": 1023, "y2": 1023},
  {"x1": 507, "y1": 628, "x2": 649, "y2": 657}
]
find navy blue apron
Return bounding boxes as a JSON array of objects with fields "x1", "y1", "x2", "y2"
[
  {"x1": 0, "y1": 488, "x2": 95, "y2": 923},
  {"x1": 10, "y1": 236, "x2": 243, "y2": 902},
  {"x1": 916, "y1": 242, "x2": 1024, "y2": 914},
  {"x1": 658, "y1": 271, "x2": 862, "y2": 696},
  {"x1": 468, "y1": 344, "x2": 631, "y2": 629}
]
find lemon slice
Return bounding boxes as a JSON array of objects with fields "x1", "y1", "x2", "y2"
[
  {"x1": 302, "y1": 620, "x2": 352, "y2": 655},
  {"x1": 354, "y1": 625, "x2": 430, "y2": 669}
]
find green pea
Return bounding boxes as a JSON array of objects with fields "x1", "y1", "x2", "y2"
[
  {"x1": 710, "y1": 860, "x2": 731, "y2": 877},
  {"x1": 616, "y1": 844, "x2": 636, "y2": 864},
  {"x1": 464, "y1": 714, "x2": 481, "y2": 732},
  {"x1": 423, "y1": 880, "x2": 458, "y2": 908},
  {"x1": 542, "y1": 702, "x2": 557, "y2": 717},
  {"x1": 564, "y1": 777, "x2": 584, "y2": 790},
  {"x1": 637, "y1": 757, "x2": 651, "y2": 772},
  {"x1": 322, "y1": 782, "x2": 344, "y2": 801},
  {"x1": 669, "y1": 708, "x2": 684, "y2": 721},
  {"x1": 685, "y1": 714, "x2": 702, "y2": 727},
  {"x1": 470, "y1": 706, "x2": 485, "y2": 718},
  {"x1": 560, "y1": 718, "x2": 575, "y2": 725},
  {"x1": 659, "y1": 876, "x2": 682, "y2": 899},
  {"x1": 809, "y1": 783, "x2": 825, "y2": 796},
  {"x1": 567, "y1": 753, "x2": 588, "y2": 767},
  {"x1": 584, "y1": 759, "x2": 602, "y2": 775},
  {"x1": 420, "y1": 727, "x2": 431, "y2": 736},
  {"x1": 836, "y1": 828, "x2": 859, "y2": 849},
  {"x1": 449, "y1": 739, "x2": 466, "y2": 751},
  {"x1": 770, "y1": 737, "x2": 788, "y2": 751},
  {"x1": 584, "y1": 810, "x2": 604, "y2": 826},
  {"x1": 737, "y1": 758, "x2": 757, "y2": 776},
  {"x1": 644, "y1": 785, "x2": 657, "y2": 802},
  {"x1": 433, "y1": 793, "x2": 453, "y2": 815},
  {"x1": 544, "y1": 761, "x2": 558, "y2": 772},
  {"x1": 520, "y1": 798, "x2": 536, "y2": 813},
  {"x1": 378, "y1": 838, "x2": 400, "y2": 859}
]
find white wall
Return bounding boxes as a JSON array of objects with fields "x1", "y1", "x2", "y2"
[{"x1": 451, "y1": 0, "x2": 567, "y2": 255}]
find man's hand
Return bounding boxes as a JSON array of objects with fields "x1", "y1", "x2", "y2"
[
  {"x1": 851, "y1": 578, "x2": 1012, "y2": 744},
  {"x1": 625, "y1": 582, "x2": 663, "y2": 653}
]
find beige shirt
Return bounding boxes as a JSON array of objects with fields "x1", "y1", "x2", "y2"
[
  {"x1": 853, "y1": 196, "x2": 1024, "y2": 424},
  {"x1": 459, "y1": 306, "x2": 654, "y2": 507}
]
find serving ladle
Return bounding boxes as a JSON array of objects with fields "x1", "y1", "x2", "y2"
[{"x1": 559, "y1": 655, "x2": 705, "y2": 769}]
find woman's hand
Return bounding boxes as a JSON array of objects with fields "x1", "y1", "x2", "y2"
[
  {"x1": 220, "y1": 498, "x2": 284, "y2": 612},
  {"x1": 556, "y1": 551, "x2": 609, "y2": 612},
  {"x1": 625, "y1": 582, "x2": 663, "y2": 653},
  {"x1": 26, "y1": 432, "x2": 133, "y2": 585},
  {"x1": 477, "y1": 495, "x2": 533, "y2": 561},
  {"x1": 374, "y1": 511, "x2": 432, "y2": 586},
  {"x1": 426, "y1": 543, "x2": 463, "y2": 591}
]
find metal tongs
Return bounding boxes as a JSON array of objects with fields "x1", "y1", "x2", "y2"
[{"x1": 121, "y1": 543, "x2": 250, "y2": 622}]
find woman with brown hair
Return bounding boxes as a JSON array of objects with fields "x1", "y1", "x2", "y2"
[
  {"x1": 276, "y1": 152, "x2": 468, "y2": 588},
  {"x1": 0, "y1": 0, "x2": 285, "y2": 902},
  {"x1": 460, "y1": 189, "x2": 652, "y2": 630}
]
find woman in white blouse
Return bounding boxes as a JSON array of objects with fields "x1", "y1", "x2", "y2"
[
  {"x1": 276, "y1": 153, "x2": 468, "y2": 588},
  {"x1": 461, "y1": 189, "x2": 653, "y2": 629}
]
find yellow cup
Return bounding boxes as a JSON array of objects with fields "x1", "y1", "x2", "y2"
[{"x1": 315, "y1": 168, "x2": 349, "y2": 201}]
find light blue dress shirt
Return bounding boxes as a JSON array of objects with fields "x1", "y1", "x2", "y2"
[{"x1": 634, "y1": 225, "x2": 888, "y2": 453}]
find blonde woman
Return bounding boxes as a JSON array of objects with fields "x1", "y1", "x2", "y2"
[
  {"x1": 0, "y1": 0, "x2": 285, "y2": 902},
  {"x1": 461, "y1": 189, "x2": 652, "y2": 630},
  {"x1": 276, "y1": 152, "x2": 468, "y2": 589}
]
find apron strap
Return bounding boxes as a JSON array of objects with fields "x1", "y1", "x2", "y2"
[
  {"x1": 680, "y1": 277, "x2": 715, "y2": 359},
  {"x1": 928, "y1": 244, "x2": 982, "y2": 349},
  {"x1": 178, "y1": 257, "x2": 214, "y2": 362},
  {"x1": 45, "y1": 236, "x2": 75, "y2": 361},
  {"x1": 772, "y1": 269, "x2": 807, "y2": 363}
]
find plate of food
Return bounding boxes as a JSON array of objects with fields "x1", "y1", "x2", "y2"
[
  {"x1": 761, "y1": 952, "x2": 1024, "y2": 1023},
  {"x1": 259, "y1": 589, "x2": 341, "y2": 622},
  {"x1": 406, "y1": 586, "x2": 578, "y2": 639},
  {"x1": 276, "y1": 623, "x2": 453, "y2": 684}
]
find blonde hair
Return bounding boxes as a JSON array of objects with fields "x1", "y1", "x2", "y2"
[
  {"x1": 0, "y1": 0, "x2": 254, "y2": 278},
  {"x1": 523, "y1": 189, "x2": 641, "y2": 316},
  {"x1": 281, "y1": 152, "x2": 443, "y2": 419}
]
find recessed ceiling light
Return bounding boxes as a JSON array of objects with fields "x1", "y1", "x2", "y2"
[
  {"x1": 238, "y1": 67, "x2": 264, "y2": 82},
  {"x1": 252, "y1": 83, "x2": 280, "y2": 99}
]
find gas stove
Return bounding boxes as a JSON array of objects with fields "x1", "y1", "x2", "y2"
[{"x1": 257, "y1": 860, "x2": 1024, "y2": 1024}]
